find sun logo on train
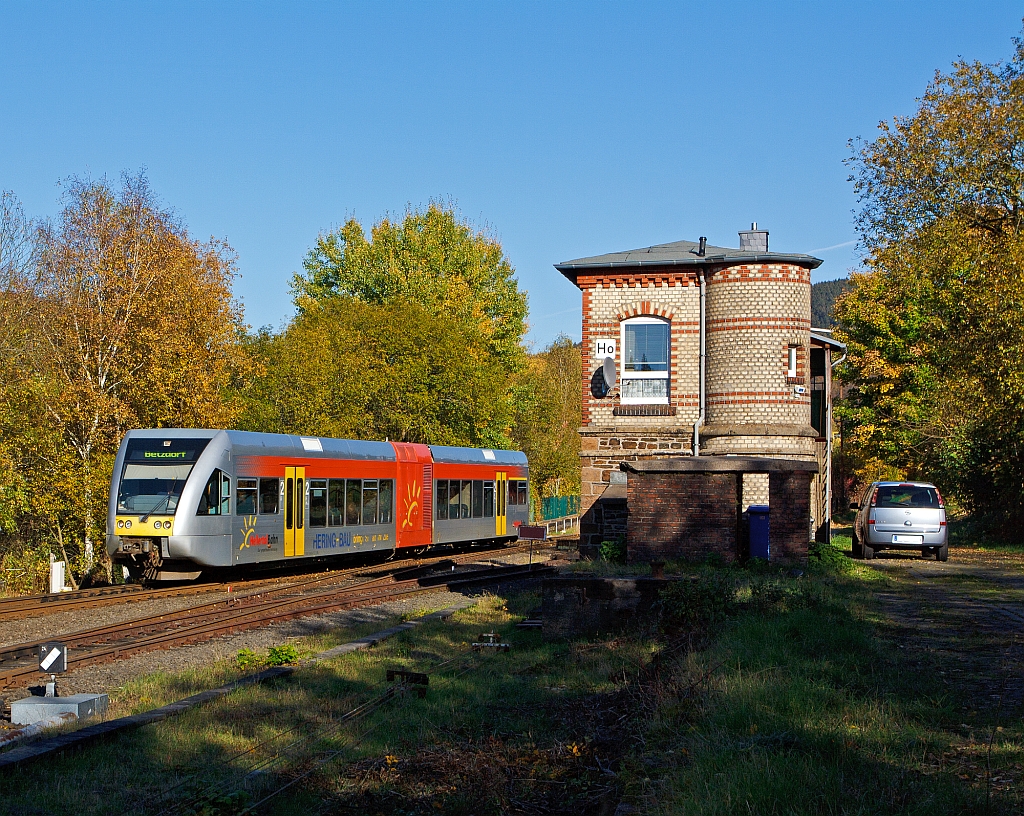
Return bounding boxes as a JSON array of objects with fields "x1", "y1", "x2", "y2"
[
  {"x1": 402, "y1": 480, "x2": 421, "y2": 530},
  {"x1": 240, "y1": 516, "x2": 257, "y2": 550},
  {"x1": 239, "y1": 516, "x2": 270, "y2": 549}
]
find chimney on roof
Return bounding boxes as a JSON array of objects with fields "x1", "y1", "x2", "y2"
[
  {"x1": 738, "y1": 222, "x2": 768, "y2": 253},
  {"x1": 698, "y1": 236, "x2": 707, "y2": 256}
]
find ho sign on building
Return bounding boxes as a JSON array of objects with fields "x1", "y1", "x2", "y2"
[{"x1": 594, "y1": 338, "x2": 616, "y2": 361}]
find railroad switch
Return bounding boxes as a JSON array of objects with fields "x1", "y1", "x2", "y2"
[
  {"x1": 386, "y1": 669, "x2": 429, "y2": 698},
  {"x1": 472, "y1": 633, "x2": 510, "y2": 652}
]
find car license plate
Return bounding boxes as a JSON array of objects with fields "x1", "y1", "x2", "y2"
[{"x1": 892, "y1": 534, "x2": 923, "y2": 544}]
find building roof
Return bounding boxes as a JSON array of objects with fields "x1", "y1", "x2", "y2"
[
  {"x1": 555, "y1": 238, "x2": 823, "y2": 285},
  {"x1": 621, "y1": 456, "x2": 819, "y2": 474},
  {"x1": 809, "y1": 331, "x2": 847, "y2": 351}
]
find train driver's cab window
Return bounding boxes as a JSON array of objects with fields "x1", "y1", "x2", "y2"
[
  {"x1": 621, "y1": 317, "x2": 670, "y2": 404},
  {"x1": 237, "y1": 479, "x2": 257, "y2": 515},
  {"x1": 259, "y1": 478, "x2": 280, "y2": 514},
  {"x1": 309, "y1": 479, "x2": 328, "y2": 527},
  {"x1": 197, "y1": 470, "x2": 231, "y2": 515}
]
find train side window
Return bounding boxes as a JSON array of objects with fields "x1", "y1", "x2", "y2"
[
  {"x1": 472, "y1": 480, "x2": 483, "y2": 518},
  {"x1": 517, "y1": 481, "x2": 529, "y2": 506},
  {"x1": 285, "y1": 477, "x2": 294, "y2": 529},
  {"x1": 448, "y1": 480, "x2": 460, "y2": 519},
  {"x1": 505, "y1": 480, "x2": 518, "y2": 506},
  {"x1": 436, "y1": 480, "x2": 449, "y2": 520},
  {"x1": 258, "y1": 478, "x2": 280, "y2": 514},
  {"x1": 379, "y1": 479, "x2": 393, "y2": 524},
  {"x1": 362, "y1": 479, "x2": 379, "y2": 525},
  {"x1": 237, "y1": 478, "x2": 257, "y2": 515},
  {"x1": 483, "y1": 481, "x2": 494, "y2": 517},
  {"x1": 346, "y1": 479, "x2": 361, "y2": 525},
  {"x1": 309, "y1": 480, "x2": 327, "y2": 528},
  {"x1": 197, "y1": 469, "x2": 227, "y2": 515},
  {"x1": 459, "y1": 480, "x2": 471, "y2": 519},
  {"x1": 328, "y1": 479, "x2": 344, "y2": 526}
]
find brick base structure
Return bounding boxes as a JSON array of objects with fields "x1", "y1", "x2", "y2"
[
  {"x1": 768, "y1": 470, "x2": 813, "y2": 561},
  {"x1": 627, "y1": 472, "x2": 740, "y2": 564},
  {"x1": 621, "y1": 456, "x2": 818, "y2": 564}
]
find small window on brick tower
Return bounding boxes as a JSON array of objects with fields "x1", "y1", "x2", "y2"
[
  {"x1": 787, "y1": 345, "x2": 798, "y2": 379},
  {"x1": 621, "y1": 317, "x2": 670, "y2": 404}
]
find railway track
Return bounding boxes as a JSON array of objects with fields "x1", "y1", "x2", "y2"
[
  {"x1": 0, "y1": 543, "x2": 553, "y2": 691},
  {"x1": 0, "y1": 542, "x2": 548, "y2": 622}
]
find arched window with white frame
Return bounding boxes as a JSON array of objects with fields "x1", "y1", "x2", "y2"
[{"x1": 620, "y1": 316, "x2": 670, "y2": 404}]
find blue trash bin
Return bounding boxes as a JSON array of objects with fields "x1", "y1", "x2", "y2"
[{"x1": 748, "y1": 504, "x2": 770, "y2": 560}]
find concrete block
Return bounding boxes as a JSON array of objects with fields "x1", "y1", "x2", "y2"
[{"x1": 11, "y1": 693, "x2": 108, "y2": 725}]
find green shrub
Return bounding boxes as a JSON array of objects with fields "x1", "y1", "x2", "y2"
[
  {"x1": 599, "y1": 538, "x2": 626, "y2": 564},
  {"x1": 235, "y1": 648, "x2": 261, "y2": 671},
  {"x1": 748, "y1": 577, "x2": 787, "y2": 613},
  {"x1": 659, "y1": 569, "x2": 737, "y2": 634},
  {"x1": 808, "y1": 539, "x2": 853, "y2": 573},
  {"x1": 267, "y1": 644, "x2": 300, "y2": 666}
]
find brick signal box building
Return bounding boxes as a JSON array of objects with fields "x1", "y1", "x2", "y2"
[{"x1": 555, "y1": 226, "x2": 844, "y2": 559}]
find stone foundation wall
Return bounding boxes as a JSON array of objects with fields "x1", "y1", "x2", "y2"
[
  {"x1": 542, "y1": 576, "x2": 675, "y2": 639},
  {"x1": 579, "y1": 429, "x2": 692, "y2": 549}
]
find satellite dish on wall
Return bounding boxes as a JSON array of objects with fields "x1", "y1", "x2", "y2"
[{"x1": 602, "y1": 356, "x2": 617, "y2": 390}]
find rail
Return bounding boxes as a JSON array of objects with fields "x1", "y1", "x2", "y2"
[{"x1": 0, "y1": 542, "x2": 554, "y2": 691}]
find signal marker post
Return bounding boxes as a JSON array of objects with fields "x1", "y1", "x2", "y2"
[{"x1": 38, "y1": 642, "x2": 67, "y2": 697}]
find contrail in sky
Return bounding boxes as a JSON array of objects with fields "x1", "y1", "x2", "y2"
[{"x1": 807, "y1": 240, "x2": 856, "y2": 254}]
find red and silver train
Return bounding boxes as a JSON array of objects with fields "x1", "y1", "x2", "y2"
[{"x1": 106, "y1": 429, "x2": 529, "y2": 581}]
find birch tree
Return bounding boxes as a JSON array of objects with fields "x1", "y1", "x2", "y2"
[{"x1": 24, "y1": 174, "x2": 240, "y2": 570}]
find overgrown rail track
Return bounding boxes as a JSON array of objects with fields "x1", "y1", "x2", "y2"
[
  {"x1": 0, "y1": 541, "x2": 551, "y2": 622},
  {"x1": 0, "y1": 543, "x2": 553, "y2": 691},
  {"x1": 0, "y1": 579, "x2": 285, "y2": 623}
]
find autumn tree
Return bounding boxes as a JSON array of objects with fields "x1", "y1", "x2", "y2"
[
  {"x1": 283, "y1": 203, "x2": 529, "y2": 447},
  {"x1": 511, "y1": 336, "x2": 582, "y2": 498},
  {"x1": 236, "y1": 297, "x2": 515, "y2": 447},
  {"x1": 3, "y1": 174, "x2": 242, "y2": 579},
  {"x1": 836, "y1": 30, "x2": 1024, "y2": 536},
  {"x1": 292, "y1": 203, "x2": 528, "y2": 373},
  {"x1": 0, "y1": 192, "x2": 38, "y2": 538}
]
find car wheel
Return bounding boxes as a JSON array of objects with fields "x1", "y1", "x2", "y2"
[
  {"x1": 937, "y1": 544, "x2": 949, "y2": 562},
  {"x1": 862, "y1": 544, "x2": 874, "y2": 560}
]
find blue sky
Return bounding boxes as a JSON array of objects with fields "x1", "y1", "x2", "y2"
[{"x1": 1, "y1": 2, "x2": 1021, "y2": 347}]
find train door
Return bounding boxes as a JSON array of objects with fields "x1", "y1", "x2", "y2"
[
  {"x1": 495, "y1": 471, "x2": 507, "y2": 537},
  {"x1": 284, "y1": 466, "x2": 305, "y2": 557}
]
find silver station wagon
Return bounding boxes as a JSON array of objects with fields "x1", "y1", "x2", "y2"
[{"x1": 851, "y1": 481, "x2": 948, "y2": 561}]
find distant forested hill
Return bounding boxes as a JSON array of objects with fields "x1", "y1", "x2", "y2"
[{"x1": 811, "y1": 279, "x2": 852, "y2": 329}]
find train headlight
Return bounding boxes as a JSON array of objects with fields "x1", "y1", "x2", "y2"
[
  {"x1": 117, "y1": 520, "x2": 124, "y2": 528},
  {"x1": 164, "y1": 523, "x2": 171, "y2": 533},
  {"x1": 125, "y1": 520, "x2": 132, "y2": 529},
  {"x1": 154, "y1": 521, "x2": 162, "y2": 529}
]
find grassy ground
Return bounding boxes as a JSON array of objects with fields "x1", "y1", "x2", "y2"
[
  {"x1": 0, "y1": 595, "x2": 654, "y2": 815},
  {"x1": 628, "y1": 550, "x2": 1023, "y2": 815},
  {"x1": 3, "y1": 547, "x2": 1022, "y2": 815}
]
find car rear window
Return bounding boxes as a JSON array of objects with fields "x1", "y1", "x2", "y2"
[{"x1": 876, "y1": 486, "x2": 939, "y2": 509}]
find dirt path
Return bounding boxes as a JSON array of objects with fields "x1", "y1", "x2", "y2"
[{"x1": 861, "y1": 546, "x2": 1024, "y2": 796}]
